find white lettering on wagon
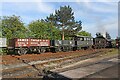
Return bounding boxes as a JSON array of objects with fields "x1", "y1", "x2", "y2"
[{"x1": 40, "y1": 42, "x2": 49, "y2": 46}]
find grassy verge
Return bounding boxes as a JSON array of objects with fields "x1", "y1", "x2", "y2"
[
  {"x1": 0, "y1": 48, "x2": 7, "y2": 55},
  {"x1": 96, "y1": 48, "x2": 119, "y2": 59}
]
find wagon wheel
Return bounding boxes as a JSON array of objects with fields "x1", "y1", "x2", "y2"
[
  {"x1": 58, "y1": 47, "x2": 62, "y2": 52},
  {"x1": 18, "y1": 48, "x2": 28, "y2": 55},
  {"x1": 41, "y1": 47, "x2": 46, "y2": 53},
  {"x1": 8, "y1": 49, "x2": 14, "y2": 55},
  {"x1": 62, "y1": 46, "x2": 66, "y2": 52},
  {"x1": 37, "y1": 49, "x2": 41, "y2": 54}
]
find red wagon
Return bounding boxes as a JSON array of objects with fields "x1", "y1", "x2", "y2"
[{"x1": 8, "y1": 38, "x2": 50, "y2": 55}]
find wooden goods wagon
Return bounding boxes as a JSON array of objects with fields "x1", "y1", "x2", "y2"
[{"x1": 8, "y1": 38, "x2": 50, "y2": 55}]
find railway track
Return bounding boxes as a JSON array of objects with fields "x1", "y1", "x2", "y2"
[
  {"x1": 2, "y1": 49, "x2": 117, "y2": 78},
  {"x1": 43, "y1": 55, "x2": 119, "y2": 79}
]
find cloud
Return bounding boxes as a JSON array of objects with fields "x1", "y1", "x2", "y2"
[
  {"x1": 82, "y1": 22, "x2": 118, "y2": 38},
  {"x1": 2, "y1": 2, "x2": 56, "y2": 24},
  {"x1": 74, "y1": 2, "x2": 118, "y2": 38},
  {"x1": 76, "y1": 1, "x2": 118, "y2": 14},
  {"x1": 1, "y1": 1, "x2": 118, "y2": 38},
  {"x1": 2, "y1": 2, "x2": 55, "y2": 14},
  {"x1": 76, "y1": 0, "x2": 119, "y2": 2},
  {"x1": 1, "y1": 0, "x2": 38, "y2": 2},
  {"x1": 82, "y1": 16, "x2": 118, "y2": 38},
  {"x1": 36, "y1": 2, "x2": 55, "y2": 14},
  {"x1": 1, "y1": 0, "x2": 77, "y2": 2}
]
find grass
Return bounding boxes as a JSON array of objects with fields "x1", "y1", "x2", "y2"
[
  {"x1": 99, "y1": 48, "x2": 118, "y2": 57},
  {"x1": 0, "y1": 48, "x2": 7, "y2": 55}
]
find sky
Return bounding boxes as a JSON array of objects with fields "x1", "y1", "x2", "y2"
[{"x1": 1, "y1": 0, "x2": 119, "y2": 39}]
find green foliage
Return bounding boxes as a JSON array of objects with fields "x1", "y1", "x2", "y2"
[
  {"x1": 45, "y1": 21, "x2": 61, "y2": 40},
  {"x1": 64, "y1": 21, "x2": 82, "y2": 36},
  {"x1": 55, "y1": 5, "x2": 74, "y2": 25},
  {"x1": 0, "y1": 6, "x2": 92, "y2": 41},
  {"x1": 0, "y1": 48, "x2": 7, "y2": 55},
  {"x1": 51, "y1": 26, "x2": 61, "y2": 40},
  {"x1": 28, "y1": 20, "x2": 48, "y2": 39},
  {"x1": 77, "y1": 30, "x2": 91, "y2": 36},
  {"x1": 28, "y1": 20, "x2": 61, "y2": 39},
  {"x1": 46, "y1": 14, "x2": 57, "y2": 26},
  {"x1": 46, "y1": 5, "x2": 82, "y2": 40},
  {"x1": 1, "y1": 15, "x2": 28, "y2": 39}
]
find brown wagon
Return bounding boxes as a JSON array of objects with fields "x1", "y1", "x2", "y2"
[{"x1": 8, "y1": 38, "x2": 50, "y2": 55}]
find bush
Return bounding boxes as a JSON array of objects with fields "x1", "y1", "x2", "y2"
[{"x1": 0, "y1": 48, "x2": 7, "y2": 55}]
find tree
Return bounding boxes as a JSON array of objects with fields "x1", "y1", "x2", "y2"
[
  {"x1": 28, "y1": 20, "x2": 61, "y2": 39},
  {"x1": 45, "y1": 14, "x2": 60, "y2": 40},
  {"x1": 1, "y1": 15, "x2": 27, "y2": 39},
  {"x1": 77, "y1": 30, "x2": 91, "y2": 36},
  {"x1": 53, "y1": 5, "x2": 82, "y2": 40},
  {"x1": 28, "y1": 20, "x2": 48, "y2": 39},
  {"x1": 46, "y1": 14, "x2": 57, "y2": 26},
  {"x1": 65, "y1": 20, "x2": 82, "y2": 36}
]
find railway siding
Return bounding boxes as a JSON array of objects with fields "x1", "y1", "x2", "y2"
[
  {"x1": 2, "y1": 49, "x2": 118, "y2": 78},
  {"x1": 2, "y1": 49, "x2": 109, "y2": 70}
]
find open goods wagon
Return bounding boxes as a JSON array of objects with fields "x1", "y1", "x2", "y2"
[
  {"x1": 8, "y1": 38, "x2": 50, "y2": 55},
  {"x1": 8, "y1": 39, "x2": 76, "y2": 54}
]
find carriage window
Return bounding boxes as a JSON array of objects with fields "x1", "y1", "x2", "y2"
[
  {"x1": 87, "y1": 38, "x2": 89, "y2": 41},
  {"x1": 88, "y1": 38, "x2": 90, "y2": 41},
  {"x1": 80, "y1": 38, "x2": 84, "y2": 41},
  {"x1": 86, "y1": 38, "x2": 88, "y2": 41},
  {"x1": 84, "y1": 38, "x2": 86, "y2": 41},
  {"x1": 74, "y1": 37, "x2": 77, "y2": 40}
]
